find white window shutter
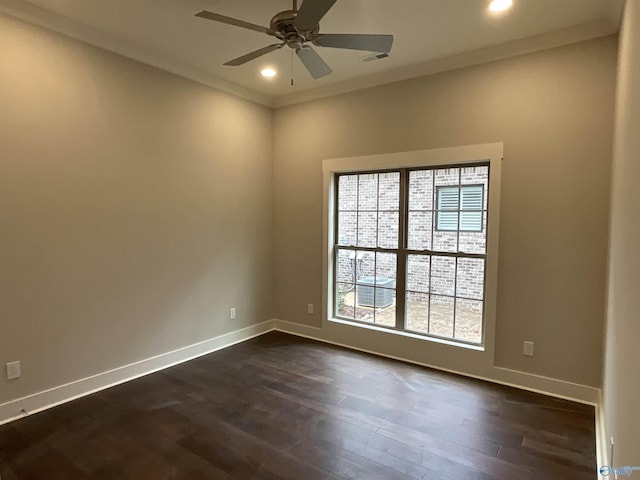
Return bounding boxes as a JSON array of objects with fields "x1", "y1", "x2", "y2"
[
  {"x1": 438, "y1": 212, "x2": 458, "y2": 231},
  {"x1": 460, "y1": 185, "x2": 483, "y2": 232},
  {"x1": 436, "y1": 187, "x2": 459, "y2": 231},
  {"x1": 461, "y1": 186, "x2": 483, "y2": 210},
  {"x1": 460, "y1": 212, "x2": 482, "y2": 231},
  {"x1": 437, "y1": 185, "x2": 483, "y2": 232}
]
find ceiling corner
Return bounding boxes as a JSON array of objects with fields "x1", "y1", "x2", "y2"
[
  {"x1": 605, "y1": 0, "x2": 625, "y2": 30},
  {"x1": 0, "y1": 0, "x2": 274, "y2": 108}
]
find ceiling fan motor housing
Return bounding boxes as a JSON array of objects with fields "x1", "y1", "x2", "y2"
[{"x1": 270, "y1": 10, "x2": 318, "y2": 49}]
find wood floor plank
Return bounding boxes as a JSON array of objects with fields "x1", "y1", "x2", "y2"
[{"x1": 0, "y1": 332, "x2": 597, "y2": 480}]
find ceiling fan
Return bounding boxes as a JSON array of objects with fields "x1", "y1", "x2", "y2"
[{"x1": 195, "y1": 0, "x2": 394, "y2": 79}]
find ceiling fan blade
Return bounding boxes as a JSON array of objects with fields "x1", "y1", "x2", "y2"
[
  {"x1": 196, "y1": 10, "x2": 275, "y2": 36},
  {"x1": 224, "y1": 44, "x2": 284, "y2": 66},
  {"x1": 295, "y1": 0, "x2": 337, "y2": 32},
  {"x1": 296, "y1": 46, "x2": 332, "y2": 79},
  {"x1": 313, "y1": 34, "x2": 394, "y2": 53}
]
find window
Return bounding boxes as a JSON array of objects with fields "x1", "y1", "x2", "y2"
[
  {"x1": 333, "y1": 164, "x2": 490, "y2": 345},
  {"x1": 335, "y1": 172, "x2": 400, "y2": 328},
  {"x1": 436, "y1": 185, "x2": 484, "y2": 232}
]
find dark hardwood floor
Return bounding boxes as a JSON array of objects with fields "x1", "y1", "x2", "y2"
[{"x1": 0, "y1": 332, "x2": 596, "y2": 480}]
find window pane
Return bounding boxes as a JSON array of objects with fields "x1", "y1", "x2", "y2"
[
  {"x1": 337, "y1": 211, "x2": 356, "y2": 246},
  {"x1": 455, "y1": 299, "x2": 483, "y2": 343},
  {"x1": 459, "y1": 211, "x2": 487, "y2": 254},
  {"x1": 338, "y1": 175, "x2": 358, "y2": 211},
  {"x1": 436, "y1": 211, "x2": 458, "y2": 231},
  {"x1": 357, "y1": 212, "x2": 377, "y2": 247},
  {"x1": 407, "y1": 254, "x2": 430, "y2": 293},
  {"x1": 336, "y1": 283, "x2": 354, "y2": 319},
  {"x1": 431, "y1": 256, "x2": 455, "y2": 296},
  {"x1": 461, "y1": 165, "x2": 489, "y2": 181},
  {"x1": 358, "y1": 173, "x2": 378, "y2": 210},
  {"x1": 355, "y1": 251, "x2": 375, "y2": 282},
  {"x1": 437, "y1": 186, "x2": 459, "y2": 211},
  {"x1": 459, "y1": 211, "x2": 482, "y2": 232},
  {"x1": 434, "y1": 169, "x2": 460, "y2": 244},
  {"x1": 459, "y1": 184, "x2": 484, "y2": 232},
  {"x1": 456, "y1": 258, "x2": 485, "y2": 300},
  {"x1": 378, "y1": 211, "x2": 398, "y2": 249},
  {"x1": 460, "y1": 185, "x2": 483, "y2": 210},
  {"x1": 336, "y1": 249, "x2": 355, "y2": 284},
  {"x1": 409, "y1": 170, "x2": 434, "y2": 210},
  {"x1": 379, "y1": 172, "x2": 400, "y2": 211},
  {"x1": 435, "y1": 168, "x2": 459, "y2": 187},
  {"x1": 436, "y1": 186, "x2": 460, "y2": 232},
  {"x1": 461, "y1": 166, "x2": 489, "y2": 210},
  {"x1": 407, "y1": 212, "x2": 432, "y2": 250},
  {"x1": 356, "y1": 286, "x2": 396, "y2": 324},
  {"x1": 375, "y1": 252, "x2": 397, "y2": 287},
  {"x1": 433, "y1": 229, "x2": 458, "y2": 253},
  {"x1": 429, "y1": 295, "x2": 454, "y2": 338},
  {"x1": 374, "y1": 288, "x2": 396, "y2": 327},
  {"x1": 355, "y1": 285, "x2": 374, "y2": 323},
  {"x1": 406, "y1": 292, "x2": 429, "y2": 333}
]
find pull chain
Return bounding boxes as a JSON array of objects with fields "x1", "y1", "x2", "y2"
[{"x1": 291, "y1": 0, "x2": 297, "y2": 86}]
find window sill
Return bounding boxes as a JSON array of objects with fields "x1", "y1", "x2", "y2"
[{"x1": 327, "y1": 317, "x2": 485, "y2": 352}]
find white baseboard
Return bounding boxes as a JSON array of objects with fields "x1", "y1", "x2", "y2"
[
  {"x1": 0, "y1": 320, "x2": 276, "y2": 426},
  {"x1": 0, "y1": 318, "x2": 600, "y2": 429},
  {"x1": 273, "y1": 319, "x2": 600, "y2": 406},
  {"x1": 595, "y1": 390, "x2": 609, "y2": 479}
]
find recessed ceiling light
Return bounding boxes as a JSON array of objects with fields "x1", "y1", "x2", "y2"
[
  {"x1": 489, "y1": 0, "x2": 513, "y2": 12},
  {"x1": 260, "y1": 68, "x2": 277, "y2": 78}
]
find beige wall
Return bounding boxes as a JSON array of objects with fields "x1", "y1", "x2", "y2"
[
  {"x1": 0, "y1": 8, "x2": 619, "y2": 409},
  {"x1": 603, "y1": 0, "x2": 640, "y2": 466},
  {"x1": 0, "y1": 13, "x2": 273, "y2": 405},
  {"x1": 273, "y1": 36, "x2": 617, "y2": 387}
]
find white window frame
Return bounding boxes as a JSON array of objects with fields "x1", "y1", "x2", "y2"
[{"x1": 322, "y1": 143, "x2": 502, "y2": 352}]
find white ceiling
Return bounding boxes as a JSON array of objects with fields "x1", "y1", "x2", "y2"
[{"x1": 0, "y1": 0, "x2": 624, "y2": 106}]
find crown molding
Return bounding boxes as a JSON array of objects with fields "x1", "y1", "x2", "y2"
[
  {"x1": 273, "y1": 19, "x2": 618, "y2": 108},
  {"x1": 0, "y1": 0, "x2": 273, "y2": 107}
]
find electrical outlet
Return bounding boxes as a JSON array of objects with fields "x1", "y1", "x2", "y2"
[
  {"x1": 307, "y1": 304, "x2": 314, "y2": 315},
  {"x1": 229, "y1": 308, "x2": 236, "y2": 320},
  {"x1": 523, "y1": 341, "x2": 535, "y2": 357},
  {"x1": 7, "y1": 361, "x2": 21, "y2": 380}
]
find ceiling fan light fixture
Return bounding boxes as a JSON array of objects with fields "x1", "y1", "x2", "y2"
[
  {"x1": 489, "y1": 0, "x2": 513, "y2": 13},
  {"x1": 261, "y1": 67, "x2": 277, "y2": 78},
  {"x1": 195, "y1": 0, "x2": 393, "y2": 80}
]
